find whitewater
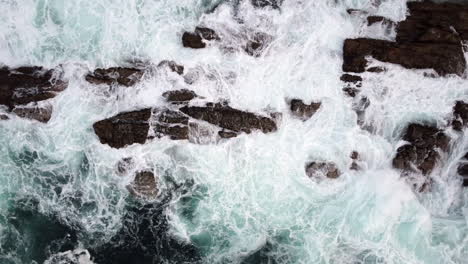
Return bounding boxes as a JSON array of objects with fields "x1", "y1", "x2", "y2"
[{"x1": 0, "y1": 0, "x2": 467, "y2": 263}]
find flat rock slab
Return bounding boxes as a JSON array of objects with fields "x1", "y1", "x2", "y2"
[
  {"x1": 85, "y1": 67, "x2": 144, "y2": 87},
  {"x1": 0, "y1": 66, "x2": 67, "y2": 109},
  {"x1": 343, "y1": 38, "x2": 465, "y2": 76}
]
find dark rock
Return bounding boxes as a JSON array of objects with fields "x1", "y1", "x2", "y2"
[
  {"x1": 0, "y1": 114, "x2": 8, "y2": 120},
  {"x1": 180, "y1": 103, "x2": 277, "y2": 134},
  {"x1": 244, "y1": 32, "x2": 272, "y2": 57},
  {"x1": 162, "y1": 89, "x2": 197, "y2": 103},
  {"x1": 393, "y1": 124, "x2": 449, "y2": 175},
  {"x1": 350, "y1": 151, "x2": 360, "y2": 170},
  {"x1": 396, "y1": 2, "x2": 467, "y2": 44},
  {"x1": 158, "y1": 60, "x2": 184, "y2": 75},
  {"x1": 0, "y1": 66, "x2": 67, "y2": 109},
  {"x1": 85, "y1": 67, "x2": 144, "y2": 87},
  {"x1": 341, "y1": 74, "x2": 362, "y2": 97},
  {"x1": 182, "y1": 27, "x2": 219, "y2": 49},
  {"x1": 251, "y1": 0, "x2": 281, "y2": 9},
  {"x1": 153, "y1": 109, "x2": 189, "y2": 140},
  {"x1": 367, "y1": 16, "x2": 395, "y2": 26},
  {"x1": 305, "y1": 161, "x2": 341, "y2": 179},
  {"x1": 340, "y1": 74, "x2": 362, "y2": 84},
  {"x1": 93, "y1": 109, "x2": 151, "y2": 148},
  {"x1": 218, "y1": 130, "x2": 237, "y2": 139},
  {"x1": 289, "y1": 99, "x2": 321, "y2": 120},
  {"x1": 452, "y1": 101, "x2": 468, "y2": 131},
  {"x1": 343, "y1": 38, "x2": 465, "y2": 76},
  {"x1": 116, "y1": 157, "x2": 135, "y2": 175},
  {"x1": 12, "y1": 105, "x2": 52, "y2": 123},
  {"x1": 127, "y1": 171, "x2": 158, "y2": 199},
  {"x1": 347, "y1": 9, "x2": 368, "y2": 15}
]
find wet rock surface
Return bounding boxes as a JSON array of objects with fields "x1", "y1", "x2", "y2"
[
  {"x1": 162, "y1": 89, "x2": 197, "y2": 103},
  {"x1": 0, "y1": 66, "x2": 66, "y2": 109},
  {"x1": 393, "y1": 124, "x2": 449, "y2": 175},
  {"x1": 452, "y1": 101, "x2": 468, "y2": 131},
  {"x1": 157, "y1": 60, "x2": 184, "y2": 75},
  {"x1": 93, "y1": 109, "x2": 152, "y2": 148},
  {"x1": 244, "y1": 32, "x2": 272, "y2": 57},
  {"x1": 251, "y1": 0, "x2": 281, "y2": 9},
  {"x1": 457, "y1": 160, "x2": 468, "y2": 187},
  {"x1": 342, "y1": 1, "x2": 468, "y2": 77},
  {"x1": 85, "y1": 67, "x2": 144, "y2": 87},
  {"x1": 93, "y1": 95, "x2": 278, "y2": 148},
  {"x1": 288, "y1": 99, "x2": 321, "y2": 120},
  {"x1": 182, "y1": 27, "x2": 219, "y2": 49},
  {"x1": 12, "y1": 105, "x2": 53, "y2": 123},
  {"x1": 343, "y1": 38, "x2": 465, "y2": 76},
  {"x1": 367, "y1": 16, "x2": 395, "y2": 26},
  {"x1": 305, "y1": 161, "x2": 341, "y2": 179},
  {"x1": 127, "y1": 171, "x2": 158, "y2": 199}
]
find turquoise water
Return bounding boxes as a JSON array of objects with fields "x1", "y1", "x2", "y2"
[{"x1": 0, "y1": 0, "x2": 468, "y2": 263}]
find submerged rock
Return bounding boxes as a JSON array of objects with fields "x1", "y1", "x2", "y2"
[
  {"x1": 343, "y1": 38, "x2": 465, "y2": 76},
  {"x1": 452, "y1": 101, "x2": 468, "y2": 131},
  {"x1": 0, "y1": 66, "x2": 67, "y2": 110},
  {"x1": 350, "y1": 151, "x2": 360, "y2": 170},
  {"x1": 85, "y1": 67, "x2": 144, "y2": 87},
  {"x1": 341, "y1": 74, "x2": 362, "y2": 97},
  {"x1": 158, "y1": 60, "x2": 184, "y2": 75},
  {"x1": 244, "y1": 32, "x2": 272, "y2": 57},
  {"x1": 127, "y1": 170, "x2": 158, "y2": 199},
  {"x1": 162, "y1": 89, "x2": 197, "y2": 103},
  {"x1": 182, "y1": 27, "x2": 219, "y2": 49},
  {"x1": 116, "y1": 157, "x2": 136, "y2": 175},
  {"x1": 305, "y1": 161, "x2": 341, "y2": 179},
  {"x1": 289, "y1": 99, "x2": 321, "y2": 120},
  {"x1": 251, "y1": 0, "x2": 281, "y2": 9},
  {"x1": 12, "y1": 105, "x2": 53, "y2": 123},
  {"x1": 93, "y1": 109, "x2": 151, "y2": 148},
  {"x1": 457, "y1": 162, "x2": 468, "y2": 187},
  {"x1": 393, "y1": 124, "x2": 449, "y2": 175}
]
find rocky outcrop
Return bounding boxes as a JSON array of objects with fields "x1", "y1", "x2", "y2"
[
  {"x1": 305, "y1": 161, "x2": 341, "y2": 179},
  {"x1": 85, "y1": 67, "x2": 144, "y2": 87},
  {"x1": 367, "y1": 16, "x2": 395, "y2": 27},
  {"x1": 93, "y1": 109, "x2": 151, "y2": 148},
  {"x1": 162, "y1": 89, "x2": 197, "y2": 104},
  {"x1": 393, "y1": 124, "x2": 449, "y2": 175},
  {"x1": 343, "y1": 38, "x2": 465, "y2": 76},
  {"x1": 0, "y1": 66, "x2": 67, "y2": 122},
  {"x1": 93, "y1": 95, "x2": 278, "y2": 148},
  {"x1": 342, "y1": 1, "x2": 468, "y2": 77},
  {"x1": 341, "y1": 74, "x2": 362, "y2": 97},
  {"x1": 179, "y1": 103, "x2": 277, "y2": 134},
  {"x1": 182, "y1": 27, "x2": 219, "y2": 49},
  {"x1": 127, "y1": 170, "x2": 158, "y2": 199},
  {"x1": 452, "y1": 101, "x2": 468, "y2": 131},
  {"x1": 288, "y1": 99, "x2": 321, "y2": 120}
]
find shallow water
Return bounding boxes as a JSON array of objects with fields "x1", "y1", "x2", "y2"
[{"x1": 0, "y1": 0, "x2": 468, "y2": 263}]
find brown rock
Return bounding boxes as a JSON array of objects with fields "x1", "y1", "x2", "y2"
[
  {"x1": 85, "y1": 67, "x2": 144, "y2": 87},
  {"x1": 305, "y1": 161, "x2": 341, "y2": 179},
  {"x1": 0, "y1": 66, "x2": 67, "y2": 109},
  {"x1": 289, "y1": 99, "x2": 321, "y2": 120},
  {"x1": 12, "y1": 105, "x2": 52, "y2": 123},
  {"x1": 180, "y1": 103, "x2": 277, "y2": 134},
  {"x1": 182, "y1": 27, "x2": 219, "y2": 49},
  {"x1": 393, "y1": 124, "x2": 449, "y2": 175},
  {"x1": 153, "y1": 109, "x2": 189, "y2": 140},
  {"x1": 93, "y1": 109, "x2": 151, "y2": 148},
  {"x1": 343, "y1": 38, "x2": 465, "y2": 76},
  {"x1": 127, "y1": 170, "x2": 158, "y2": 199},
  {"x1": 162, "y1": 89, "x2": 197, "y2": 103},
  {"x1": 218, "y1": 130, "x2": 237, "y2": 139},
  {"x1": 367, "y1": 16, "x2": 395, "y2": 26}
]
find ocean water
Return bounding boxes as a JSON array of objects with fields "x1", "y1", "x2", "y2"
[{"x1": 0, "y1": 0, "x2": 468, "y2": 263}]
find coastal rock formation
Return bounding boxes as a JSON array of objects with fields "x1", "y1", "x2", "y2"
[
  {"x1": 127, "y1": 170, "x2": 158, "y2": 199},
  {"x1": 288, "y1": 99, "x2": 321, "y2": 120},
  {"x1": 341, "y1": 74, "x2": 362, "y2": 97},
  {"x1": 457, "y1": 154, "x2": 468, "y2": 187},
  {"x1": 305, "y1": 161, "x2": 341, "y2": 179},
  {"x1": 93, "y1": 109, "x2": 152, "y2": 148},
  {"x1": 452, "y1": 101, "x2": 468, "y2": 131},
  {"x1": 162, "y1": 89, "x2": 197, "y2": 103},
  {"x1": 0, "y1": 66, "x2": 67, "y2": 122},
  {"x1": 157, "y1": 60, "x2": 184, "y2": 75},
  {"x1": 93, "y1": 94, "x2": 278, "y2": 148},
  {"x1": 85, "y1": 67, "x2": 144, "y2": 87},
  {"x1": 342, "y1": 38, "x2": 465, "y2": 76},
  {"x1": 393, "y1": 124, "x2": 449, "y2": 175},
  {"x1": 182, "y1": 27, "x2": 219, "y2": 49}
]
